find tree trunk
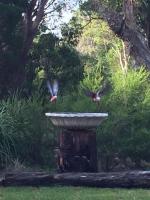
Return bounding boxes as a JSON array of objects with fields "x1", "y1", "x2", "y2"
[
  {"x1": 123, "y1": 0, "x2": 135, "y2": 29},
  {"x1": 11, "y1": 0, "x2": 48, "y2": 89},
  {"x1": 145, "y1": 16, "x2": 150, "y2": 48}
]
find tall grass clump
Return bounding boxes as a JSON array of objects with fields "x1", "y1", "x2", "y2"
[
  {"x1": 0, "y1": 95, "x2": 56, "y2": 170},
  {"x1": 0, "y1": 102, "x2": 17, "y2": 168}
]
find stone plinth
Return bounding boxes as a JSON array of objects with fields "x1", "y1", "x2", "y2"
[{"x1": 45, "y1": 112, "x2": 108, "y2": 172}]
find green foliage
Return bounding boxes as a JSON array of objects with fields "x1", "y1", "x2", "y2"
[
  {"x1": 0, "y1": 95, "x2": 56, "y2": 169},
  {"x1": 0, "y1": 92, "x2": 99, "y2": 169},
  {"x1": 46, "y1": 93, "x2": 98, "y2": 113},
  {"x1": 81, "y1": 64, "x2": 103, "y2": 92},
  {"x1": 76, "y1": 16, "x2": 115, "y2": 57},
  {"x1": 76, "y1": 16, "x2": 115, "y2": 92},
  {"x1": 71, "y1": 10, "x2": 150, "y2": 169},
  {"x1": 61, "y1": 14, "x2": 83, "y2": 46},
  {"x1": 1, "y1": 66, "x2": 150, "y2": 170},
  {"x1": 0, "y1": 1, "x2": 83, "y2": 97},
  {"x1": 0, "y1": 103, "x2": 17, "y2": 168},
  {"x1": 27, "y1": 33, "x2": 83, "y2": 96},
  {"x1": 2, "y1": 0, "x2": 150, "y2": 171},
  {"x1": 80, "y1": 0, "x2": 123, "y2": 17},
  {"x1": 75, "y1": 11, "x2": 150, "y2": 169},
  {"x1": 98, "y1": 67, "x2": 150, "y2": 169}
]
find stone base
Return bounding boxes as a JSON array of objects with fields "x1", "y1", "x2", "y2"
[{"x1": 55, "y1": 128, "x2": 97, "y2": 172}]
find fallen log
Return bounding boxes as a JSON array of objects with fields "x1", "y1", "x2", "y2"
[
  {"x1": 2, "y1": 171, "x2": 150, "y2": 188},
  {"x1": 0, "y1": 177, "x2": 4, "y2": 186},
  {"x1": 3, "y1": 172, "x2": 55, "y2": 186},
  {"x1": 53, "y1": 171, "x2": 150, "y2": 188}
]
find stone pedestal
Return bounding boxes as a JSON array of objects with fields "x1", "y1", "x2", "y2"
[
  {"x1": 55, "y1": 128, "x2": 97, "y2": 172},
  {"x1": 46, "y1": 112, "x2": 108, "y2": 172}
]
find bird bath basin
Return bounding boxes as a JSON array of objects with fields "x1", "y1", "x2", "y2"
[
  {"x1": 45, "y1": 112, "x2": 108, "y2": 172},
  {"x1": 45, "y1": 112, "x2": 108, "y2": 128}
]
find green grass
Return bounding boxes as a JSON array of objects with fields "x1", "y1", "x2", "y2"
[{"x1": 0, "y1": 186, "x2": 150, "y2": 200}]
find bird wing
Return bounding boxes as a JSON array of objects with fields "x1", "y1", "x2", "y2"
[
  {"x1": 97, "y1": 83, "x2": 110, "y2": 96},
  {"x1": 84, "y1": 89, "x2": 95, "y2": 98},
  {"x1": 47, "y1": 80, "x2": 53, "y2": 96},
  {"x1": 52, "y1": 80, "x2": 58, "y2": 96}
]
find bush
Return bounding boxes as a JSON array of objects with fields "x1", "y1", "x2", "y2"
[
  {"x1": 0, "y1": 95, "x2": 56, "y2": 169},
  {"x1": 97, "y1": 68, "x2": 150, "y2": 170},
  {"x1": 1, "y1": 66, "x2": 150, "y2": 172}
]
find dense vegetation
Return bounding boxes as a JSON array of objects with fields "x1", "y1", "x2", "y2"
[{"x1": 1, "y1": 0, "x2": 150, "y2": 171}]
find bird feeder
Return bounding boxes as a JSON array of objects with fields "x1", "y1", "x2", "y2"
[{"x1": 45, "y1": 112, "x2": 108, "y2": 172}]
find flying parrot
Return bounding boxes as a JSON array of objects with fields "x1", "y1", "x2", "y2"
[{"x1": 47, "y1": 80, "x2": 59, "y2": 103}]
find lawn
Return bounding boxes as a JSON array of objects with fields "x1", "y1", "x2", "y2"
[{"x1": 0, "y1": 186, "x2": 150, "y2": 200}]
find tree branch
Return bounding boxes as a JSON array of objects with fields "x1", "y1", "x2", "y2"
[
  {"x1": 44, "y1": 6, "x2": 61, "y2": 16},
  {"x1": 45, "y1": 0, "x2": 56, "y2": 10},
  {"x1": 32, "y1": 0, "x2": 48, "y2": 31}
]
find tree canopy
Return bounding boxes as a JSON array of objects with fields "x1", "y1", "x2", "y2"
[
  {"x1": 77, "y1": 0, "x2": 150, "y2": 69},
  {"x1": 0, "y1": 0, "x2": 82, "y2": 96}
]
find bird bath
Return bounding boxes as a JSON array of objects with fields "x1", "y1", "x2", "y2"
[{"x1": 45, "y1": 112, "x2": 108, "y2": 172}]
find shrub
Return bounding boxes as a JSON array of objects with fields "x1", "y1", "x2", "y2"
[
  {"x1": 0, "y1": 95, "x2": 56, "y2": 169},
  {"x1": 97, "y1": 68, "x2": 150, "y2": 170}
]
